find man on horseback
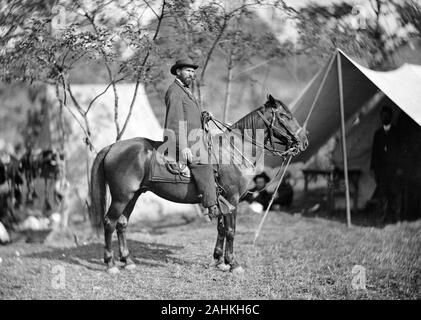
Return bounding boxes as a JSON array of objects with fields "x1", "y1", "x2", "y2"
[{"x1": 164, "y1": 58, "x2": 232, "y2": 219}]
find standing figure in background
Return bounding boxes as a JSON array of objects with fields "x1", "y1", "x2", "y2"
[
  {"x1": 370, "y1": 106, "x2": 401, "y2": 223},
  {"x1": 396, "y1": 112, "x2": 421, "y2": 221}
]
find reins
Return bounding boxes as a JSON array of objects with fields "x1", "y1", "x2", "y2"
[
  {"x1": 205, "y1": 112, "x2": 297, "y2": 195},
  {"x1": 210, "y1": 113, "x2": 299, "y2": 160},
  {"x1": 204, "y1": 110, "x2": 299, "y2": 246}
]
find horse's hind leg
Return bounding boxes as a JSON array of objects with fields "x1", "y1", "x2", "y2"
[
  {"x1": 213, "y1": 216, "x2": 230, "y2": 271},
  {"x1": 103, "y1": 200, "x2": 126, "y2": 274},
  {"x1": 116, "y1": 193, "x2": 140, "y2": 270}
]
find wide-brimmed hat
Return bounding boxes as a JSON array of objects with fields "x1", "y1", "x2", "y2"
[
  {"x1": 253, "y1": 172, "x2": 270, "y2": 183},
  {"x1": 170, "y1": 58, "x2": 199, "y2": 75}
]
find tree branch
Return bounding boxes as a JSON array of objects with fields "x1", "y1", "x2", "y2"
[
  {"x1": 57, "y1": 80, "x2": 96, "y2": 152},
  {"x1": 142, "y1": 0, "x2": 160, "y2": 19},
  {"x1": 85, "y1": 77, "x2": 126, "y2": 115},
  {"x1": 76, "y1": 0, "x2": 121, "y2": 138},
  {"x1": 117, "y1": 0, "x2": 166, "y2": 140}
]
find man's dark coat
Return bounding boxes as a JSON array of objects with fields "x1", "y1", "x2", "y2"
[
  {"x1": 164, "y1": 80, "x2": 203, "y2": 152},
  {"x1": 370, "y1": 126, "x2": 400, "y2": 185},
  {"x1": 163, "y1": 79, "x2": 217, "y2": 207}
]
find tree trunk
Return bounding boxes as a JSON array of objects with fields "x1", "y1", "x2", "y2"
[{"x1": 223, "y1": 56, "x2": 234, "y2": 123}]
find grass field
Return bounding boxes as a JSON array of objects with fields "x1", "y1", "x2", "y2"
[{"x1": 0, "y1": 210, "x2": 420, "y2": 299}]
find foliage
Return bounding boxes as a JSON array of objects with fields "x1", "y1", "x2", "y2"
[
  {"x1": 149, "y1": 0, "x2": 292, "y2": 103},
  {"x1": 0, "y1": 0, "x2": 167, "y2": 144},
  {"x1": 295, "y1": 0, "x2": 420, "y2": 68},
  {"x1": 395, "y1": 0, "x2": 421, "y2": 35}
]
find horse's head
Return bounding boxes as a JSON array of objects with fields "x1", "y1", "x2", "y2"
[{"x1": 259, "y1": 94, "x2": 308, "y2": 156}]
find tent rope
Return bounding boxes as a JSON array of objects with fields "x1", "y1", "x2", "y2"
[
  {"x1": 302, "y1": 52, "x2": 338, "y2": 130},
  {"x1": 253, "y1": 155, "x2": 292, "y2": 246}
]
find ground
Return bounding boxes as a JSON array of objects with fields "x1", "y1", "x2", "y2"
[{"x1": 0, "y1": 209, "x2": 420, "y2": 299}]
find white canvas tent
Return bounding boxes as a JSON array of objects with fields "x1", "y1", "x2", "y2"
[
  {"x1": 291, "y1": 49, "x2": 421, "y2": 225},
  {"x1": 47, "y1": 83, "x2": 197, "y2": 222}
]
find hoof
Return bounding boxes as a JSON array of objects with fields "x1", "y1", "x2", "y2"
[
  {"x1": 217, "y1": 262, "x2": 231, "y2": 272},
  {"x1": 124, "y1": 263, "x2": 136, "y2": 270},
  {"x1": 210, "y1": 259, "x2": 230, "y2": 272},
  {"x1": 107, "y1": 266, "x2": 120, "y2": 274},
  {"x1": 231, "y1": 266, "x2": 245, "y2": 276}
]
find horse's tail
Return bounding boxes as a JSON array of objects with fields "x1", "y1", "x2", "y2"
[{"x1": 89, "y1": 145, "x2": 112, "y2": 234}]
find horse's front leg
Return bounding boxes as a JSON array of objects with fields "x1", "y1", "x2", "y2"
[
  {"x1": 224, "y1": 200, "x2": 244, "y2": 274},
  {"x1": 212, "y1": 216, "x2": 230, "y2": 271}
]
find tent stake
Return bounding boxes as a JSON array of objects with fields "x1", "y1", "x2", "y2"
[{"x1": 337, "y1": 51, "x2": 352, "y2": 228}]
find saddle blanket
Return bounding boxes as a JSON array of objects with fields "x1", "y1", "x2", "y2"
[{"x1": 149, "y1": 149, "x2": 192, "y2": 184}]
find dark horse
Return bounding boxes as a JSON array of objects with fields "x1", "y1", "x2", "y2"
[{"x1": 90, "y1": 95, "x2": 308, "y2": 274}]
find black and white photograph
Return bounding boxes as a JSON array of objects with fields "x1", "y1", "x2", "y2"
[{"x1": 0, "y1": 0, "x2": 420, "y2": 304}]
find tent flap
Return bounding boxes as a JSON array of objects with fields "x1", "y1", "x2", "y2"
[{"x1": 292, "y1": 49, "x2": 421, "y2": 163}]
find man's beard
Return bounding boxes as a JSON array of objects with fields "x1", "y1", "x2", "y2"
[{"x1": 178, "y1": 75, "x2": 193, "y2": 87}]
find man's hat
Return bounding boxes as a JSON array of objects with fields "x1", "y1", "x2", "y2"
[
  {"x1": 170, "y1": 58, "x2": 198, "y2": 75},
  {"x1": 253, "y1": 172, "x2": 270, "y2": 183}
]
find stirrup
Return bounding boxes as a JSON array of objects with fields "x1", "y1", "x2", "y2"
[
  {"x1": 217, "y1": 195, "x2": 235, "y2": 215},
  {"x1": 206, "y1": 204, "x2": 221, "y2": 220}
]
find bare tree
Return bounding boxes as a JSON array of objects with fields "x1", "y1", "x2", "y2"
[
  {"x1": 163, "y1": 0, "x2": 290, "y2": 106},
  {"x1": 0, "y1": 0, "x2": 168, "y2": 225}
]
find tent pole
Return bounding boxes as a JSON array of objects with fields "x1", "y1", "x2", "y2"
[{"x1": 337, "y1": 51, "x2": 352, "y2": 228}]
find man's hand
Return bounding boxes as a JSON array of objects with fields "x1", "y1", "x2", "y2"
[
  {"x1": 181, "y1": 147, "x2": 193, "y2": 163},
  {"x1": 201, "y1": 111, "x2": 213, "y2": 124}
]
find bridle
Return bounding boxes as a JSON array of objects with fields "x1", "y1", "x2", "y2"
[
  {"x1": 206, "y1": 104, "x2": 305, "y2": 198},
  {"x1": 209, "y1": 104, "x2": 303, "y2": 157},
  {"x1": 256, "y1": 108, "x2": 301, "y2": 158}
]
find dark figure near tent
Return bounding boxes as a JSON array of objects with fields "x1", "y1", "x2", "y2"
[
  {"x1": 274, "y1": 170, "x2": 293, "y2": 208},
  {"x1": 370, "y1": 106, "x2": 401, "y2": 223},
  {"x1": 396, "y1": 112, "x2": 421, "y2": 221},
  {"x1": 244, "y1": 172, "x2": 272, "y2": 210}
]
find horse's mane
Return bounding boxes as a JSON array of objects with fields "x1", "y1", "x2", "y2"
[
  {"x1": 208, "y1": 107, "x2": 266, "y2": 169},
  {"x1": 229, "y1": 106, "x2": 264, "y2": 132}
]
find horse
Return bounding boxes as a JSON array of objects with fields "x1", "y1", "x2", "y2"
[{"x1": 89, "y1": 94, "x2": 308, "y2": 274}]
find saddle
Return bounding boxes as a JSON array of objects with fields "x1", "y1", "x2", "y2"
[
  {"x1": 150, "y1": 114, "x2": 235, "y2": 214},
  {"x1": 149, "y1": 148, "x2": 192, "y2": 184}
]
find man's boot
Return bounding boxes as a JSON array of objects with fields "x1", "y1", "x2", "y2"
[{"x1": 217, "y1": 195, "x2": 235, "y2": 215}]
